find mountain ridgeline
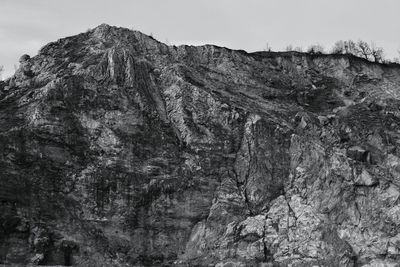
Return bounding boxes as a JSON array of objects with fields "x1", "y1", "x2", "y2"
[{"x1": 1, "y1": 24, "x2": 400, "y2": 266}]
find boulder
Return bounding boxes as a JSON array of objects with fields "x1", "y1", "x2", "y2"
[{"x1": 354, "y1": 169, "x2": 377, "y2": 186}]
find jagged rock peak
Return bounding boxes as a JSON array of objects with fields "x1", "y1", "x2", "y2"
[
  {"x1": 91, "y1": 23, "x2": 133, "y2": 39},
  {"x1": 91, "y1": 23, "x2": 114, "y2": 37}
]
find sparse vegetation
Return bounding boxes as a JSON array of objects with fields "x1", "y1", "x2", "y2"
[
  {"x1": 307, "y1": 44, "x2": 325, "y2": 54},
  {"x1": 329, "y1": 40, "x2": 385, "y2": 63},
  {"x1": 293, "y1": 46, "x2": 303, "y2": 52},
  {"x1": 280, "y1": 40, "x2": 398, "y2": 64},
  {"x1": 331, "y1": 40, "x2": 351, "y2": 54},
  {"x1": 393, "y1": 50, "x2": 400, "y2": 64},
  {"x1": 370, "y1": 43, "x2": 384, "y2": 63},
  {"x1": 0, "y1": 65, "x2": 3, "y2": 81},
  {"x1": 264, "y1": 42, "x2": 272, "y2": 52},
  {"x1": 285, "y1": 45, "x2": 293, "y2": 52},
  {"x1": 285, "y1": 45, "x2": 303, "y2": 52},
  {"x1": 355, "y1": 40, "x2": 372, "y2": 60}
]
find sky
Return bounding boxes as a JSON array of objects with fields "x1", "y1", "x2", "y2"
[{"x1": 1, "y1": 0, "x2": 400, "y2": 79}]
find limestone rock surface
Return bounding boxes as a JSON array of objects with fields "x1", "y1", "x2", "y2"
[{"x1": 1, "y1": 24, "x2": 400, "y2": 266}]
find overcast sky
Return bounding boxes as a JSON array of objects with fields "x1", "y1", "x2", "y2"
[{"x1": 1, "y1": 0, "x2": 400, "y2": 78}]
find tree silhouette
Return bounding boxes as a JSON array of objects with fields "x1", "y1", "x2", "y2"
[
  {"x1": 0, "y1": 65, "x2": 4, "y2": 81},
  {"x1": 370, "y1": 43, "x2": 384, "y2": 63},
  {"x1": 330, "y1": 40, "x2": 385, "y2": 63},
  {"x1": 355, "y1": 40, "x2": 372, "y2": 60},
  {"x1": 307, "y1": 44, "x2": 325, "y2": 54}
]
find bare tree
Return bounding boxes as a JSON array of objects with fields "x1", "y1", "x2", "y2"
[
  {"x1": 394, "y1": 50, "x2": 400, "y2": 64},
  {"x1": 285, "y1": 44, "x2": 294, "y2": 52},
  {"x1": 264, "y1": 42, "x2": 272, "y2": 52},
  {"x1": 344, "y1": 40, "x2": 358, "y2": 55},
  {"x1": 331, "y1": 40, "x2": 346, "y2": 54},
  {"x1": 331, "y1": 40, "x2": 355, "y2": 54},
  {"x1": 331, "y1": 40, "x2": 386, "y2": 63},
  {"x1": 0, "y1": 65, "x2": 4, "y2": 81},
  {"x1": 293, "y1": 46, "x2": 303, "y2": 52},
  {"x1": 307, "y1": 44, "x2": 325, "y2": 54},
  {"x1": 285, "y1": 45, "x2": 303, "y2": 52},
  {"x1": 351, "y1": 41, "x2": 385, "y2": 62},
  {"x1": 370, "y1": 42, "x2": 384, "y2": 63},
  {"x1": 332, "y1": 40, "x2": 358, "y2": 55},
  {"x1": 355, "y1": 40, "x2": 372, "y2": 60}
]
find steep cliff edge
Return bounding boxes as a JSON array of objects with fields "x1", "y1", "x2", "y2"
[{"x1": 1, "y1": 24, "x2": 400, "y2": 266}]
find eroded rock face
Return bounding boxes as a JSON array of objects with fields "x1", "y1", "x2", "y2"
[{"x1": 1, "y1": 24, "x2": 400, "y2": 266}]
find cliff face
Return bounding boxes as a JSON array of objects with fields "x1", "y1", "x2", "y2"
[{"x1": 1, "y1": 24, "x2": 400, "y2": 266}]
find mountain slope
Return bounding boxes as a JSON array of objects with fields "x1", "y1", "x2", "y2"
[{"x1": 1, "y1": 24, "x2": 400, "y2": 266}]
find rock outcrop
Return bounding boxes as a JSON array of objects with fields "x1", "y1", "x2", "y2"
[{"x1": 1, "y1": 24, "x2": 400, "y2": 266}]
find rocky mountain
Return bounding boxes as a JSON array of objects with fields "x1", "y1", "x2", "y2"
[{"x1": 1, "y1": 24, "x2": 400, "y2": 266}]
